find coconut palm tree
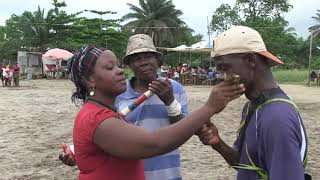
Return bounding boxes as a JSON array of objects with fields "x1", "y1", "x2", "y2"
[
  {"x1": 122, "y1": 0, "x2": 187, "y2": 46},
  {"x1": 284, "y1": 27, "x2": 297, "y2": 37},
  {"x1": 21, "y1": 5, "x2": 55, "y2": 51},
  {"x1": 309, "y1": 9, "x2": 320, "y2": 37}
]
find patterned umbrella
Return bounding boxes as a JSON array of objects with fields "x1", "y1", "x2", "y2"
[{"x1": 43, "y1": 48, "x2": 73, "y2": 60}]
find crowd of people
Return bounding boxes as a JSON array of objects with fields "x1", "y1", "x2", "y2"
[
  {"x1": 159, "y1": 63, "x2": 218, "y2": 85},
  {"x1": 0, "y1": 63, "x2": 20, "y2": 87}
]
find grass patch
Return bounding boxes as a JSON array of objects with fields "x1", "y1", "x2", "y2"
[{"x1": 272, "y1": 69, "x2": 308, "y2": 84}]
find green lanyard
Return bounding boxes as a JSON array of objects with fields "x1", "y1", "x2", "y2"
[{"x1": 233, "y1": 98, "x2": 308, "y2": 180}]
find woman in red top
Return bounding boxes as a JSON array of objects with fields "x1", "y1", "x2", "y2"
[
  {"x1": 13, "y1": 63, "x2": 20, "y2": 86},
  {"x1": 68, "y1": 45, "x2": 245, "y2": 180}
]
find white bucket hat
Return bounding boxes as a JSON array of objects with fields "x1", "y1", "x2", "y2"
[
  {"x1": 123, "y1": 34, "x2": 162, "y2": 65},
  {"x1": 211, "y1": 26, "x2": 284, "y2": 66}
]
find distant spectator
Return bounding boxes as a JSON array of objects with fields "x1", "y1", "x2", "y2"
[
  {"x1": 176, "y1": 63, "x2": 183, "y2": 74},
  {"x1": 208, "y1": 69, "x2": 214, "y2": 79},
  {"x1": 198, "y1": 66, "x2": 203, "y2": 74},
  {"x1": 174, "y1": 68, "x2": 180, "y2": 81},
  {"x1": 13, "y1": 63, "x2": 20, "y2": 86},
  {"x1": 3, "y1": 65, "x2": 11, "y2": 86},
  {"x1": 0, "y1": 64, "x2": 3, "y2": 86},
  {"x1": 160, "y1": 63, "x2": 168, "y2": 77},
  {"x1": 310, "y1": 70, "x2": 318, "y2": 85},
  {"x1": 167, "y1": 66, "x2": 174, "y2": 78},
  {"x1": 318, "y1": 70, "x2": 320, "y2": 85},
  {"x1": 310, "y1": 70, "x2": 317, "y2": 80},
  {"x1": 180, "y1": 63, "x2": 188, "y2": 74},
  {"x1": 191, "y1": 66, "x2": 197, "y2": 76}
]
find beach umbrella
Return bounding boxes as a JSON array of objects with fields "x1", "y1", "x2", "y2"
[{"x1": 43, "y1": 48, "x2": 73, "y2": 60}]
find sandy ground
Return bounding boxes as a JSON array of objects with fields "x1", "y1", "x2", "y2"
[{"x1": 0, "y1": 79, "x2": 319, "y2": 180}]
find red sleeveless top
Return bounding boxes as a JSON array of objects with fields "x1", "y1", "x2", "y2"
[{"x1": 73, "y1": 101, "x2": 145, "y2": 180}]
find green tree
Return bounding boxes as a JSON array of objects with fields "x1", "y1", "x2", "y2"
[
  {"x1": 21, "y1": 6, "x2": 55, "y2": 52},
  {"x1": 0, "y1": 26, "x2": 5, "y2": 48},
  {"x1": 309, "y1": 9, "x2": 320, "y2": 37},
  {"x1": 209, "y1": 0, "x2": 307, "y2": 68},
  {"x1": 236, "y1": 0, "x2": 292, "y2": 22},
  {"x1": 210, "y1": 4, "x2": 240, "y2": 33},
  {"x1": 0, "y1": 26, "x2": 6, "y2": 60},
  {"x1": 122, "y1": 0, "x2": 187, "y2": 47},
  {"x1": 0, "y1": 1, "x2": 78, "y2": 61},
  {"x1": 308, "y1": 10, "x2": 320, "y2": 68},
  {"x1": 1, "y1": 14, "x2": 32, "y2": 60},
  {"x1": 69, "y1": 16, "x2": 128, "y2": 58},
  {"x1": 1, "y1": 5, "x2": 56, "y2": 56},
  {"x1": 0, "y1": 1, "x2": 127, "y2": 60}
]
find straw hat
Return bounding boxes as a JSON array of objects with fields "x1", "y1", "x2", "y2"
[
  {"x1": 211, "y1": 26, "x2": 284, "y2": 66},
  {"x1": 123, "y1": 34, "x2": 162, "y2": 65}
]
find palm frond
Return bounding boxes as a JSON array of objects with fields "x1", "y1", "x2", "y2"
[
  {"x1": 126, "y1": 3, "x2": 146, "y2": 17},
  {"x1": 122, "y1": 13, "x2": 146, "y2": 21},
  {"x1": 122, "y1": 0, "x2": 187, "y2": 46},
  {"x1": 139, "y1": 0, "x2": 150, "y2": 14}
]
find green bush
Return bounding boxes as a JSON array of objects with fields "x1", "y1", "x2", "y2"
[
  {"x1": 272, "y1": 69, "x2": 308, "y2": 84},
  {"x1": 124, "y1": 68, "x2": 134, "y2": 80}
]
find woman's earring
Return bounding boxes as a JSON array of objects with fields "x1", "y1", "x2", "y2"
[{"x1": 89, "y1": 85, "x2": 95, "y2": 96}]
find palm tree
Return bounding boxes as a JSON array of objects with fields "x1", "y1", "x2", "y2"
[
  {"x1": 22, "y1": 5, "x2": 55, "y2": 52},
  {"x1": 122, "y1": 0, "x2": 187, "y2": 46},
  {"x1": 283, "y1": 27, "x2": 297, "y2": 37},
  {"x1": 309, "y1": 9, "x2": 320, "y2": 37}
]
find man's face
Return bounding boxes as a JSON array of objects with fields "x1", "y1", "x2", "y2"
[
  {"x1": 214, "y1": 53, "x2": 256, "y2": 95},
  {"x1": 128, "y1": 52, "x2": 159, "y2": 81}
]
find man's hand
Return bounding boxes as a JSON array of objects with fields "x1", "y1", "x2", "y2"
[
  {"x1": 59, "y1": 144, "x2": 76, "y2": 166},
  {"x1": 196, "y1": 121, "x2": 220, "y2": 146},
  {"x1": 149, "y1": 78, "x2": 175, "y2": 106}
]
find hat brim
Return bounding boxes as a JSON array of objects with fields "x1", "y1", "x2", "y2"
[
  {"x1": 122, "y1": 48, "x2": 163, "y2": 65},
  {"x1": 259, "y1": 51, "x2": 284, "y2": 66}
]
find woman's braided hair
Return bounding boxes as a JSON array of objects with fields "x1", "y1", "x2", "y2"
[{"x1": 67, "y1": 45, "x2": 105, "y2": 106}]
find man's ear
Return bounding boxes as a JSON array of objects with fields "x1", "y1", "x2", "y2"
[{"x1": 245, "y1": 53, "x2": 256, "y2": 69}]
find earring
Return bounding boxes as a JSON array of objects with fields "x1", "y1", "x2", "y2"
[{"x1": 89, "y1": 85, "x2": 95, "y2": 96}]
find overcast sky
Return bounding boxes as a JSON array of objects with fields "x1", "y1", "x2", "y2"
[{"x1": 0, "y1": 0, "x2": 318, "y2": 41}]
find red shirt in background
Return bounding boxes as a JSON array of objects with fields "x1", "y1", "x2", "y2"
[
  {"x1": 73, "y1": 101, "x2": 145, "y2": 180},
  {"x1": 14, "y1": 64, "x2": 20, "y2": 71}
]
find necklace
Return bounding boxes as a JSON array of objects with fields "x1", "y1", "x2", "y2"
[{"x1": 86, "y1": 97, "x2": 117, "y2": 112}]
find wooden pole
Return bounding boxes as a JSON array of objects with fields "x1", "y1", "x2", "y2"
[
  {"x1": 56, "y1": 60, "x2": 60, "y2": 79},
  {"x1": 207, "y1": 16, "x2": 211, "y2": 45},
  {"x1": 307, "y1": 31, "x2": 313, "y2": 85}
]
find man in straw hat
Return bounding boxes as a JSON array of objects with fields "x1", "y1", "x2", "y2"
[
  {"x1": 117, "y1": 34, "x2": 188, "y2": 180},
  {"x1": 60, "y1": 34, "x2": 189, "y2": 180},
  {"x1": 196, "y1": 26, "x2": 310, "y2": 180}
]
